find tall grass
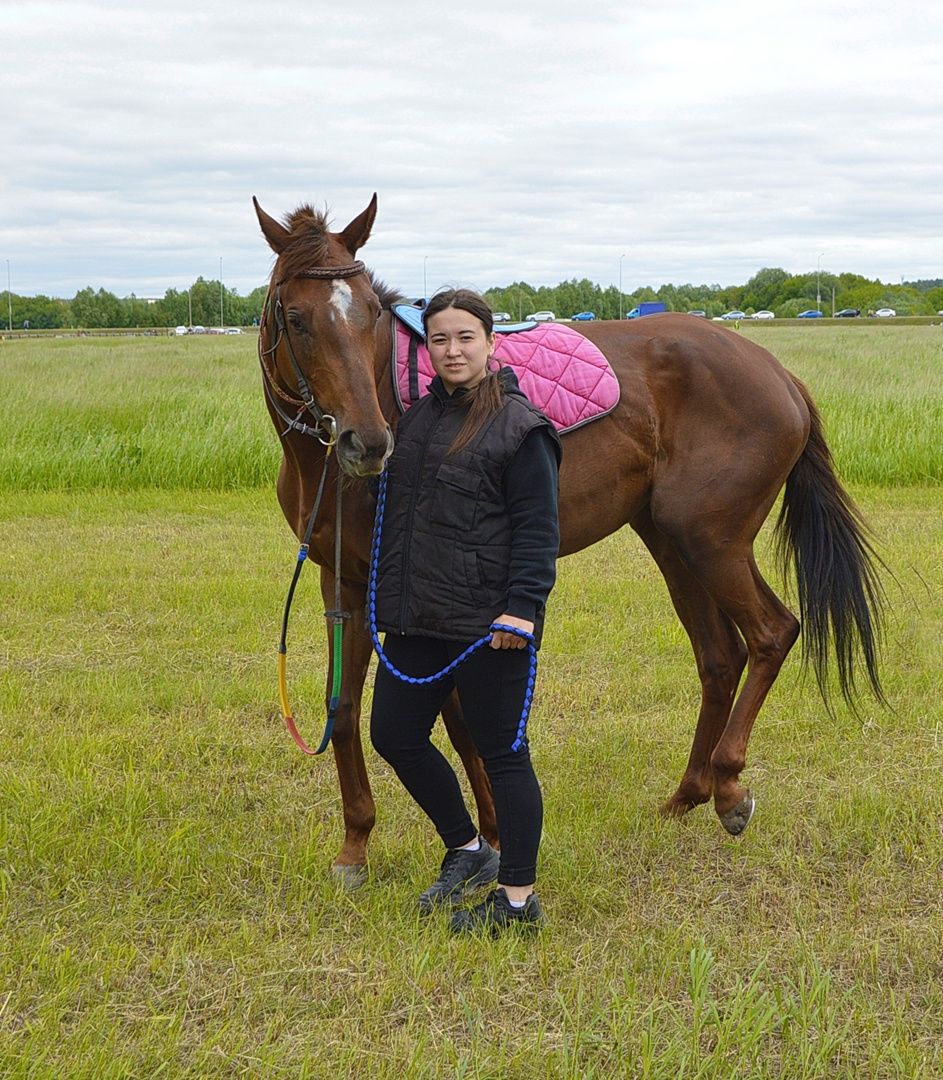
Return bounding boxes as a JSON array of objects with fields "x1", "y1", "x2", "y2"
[
  {"x1": 0, "y1": 335, "x2": 275, "y2": 491},
  {"x1": 2, "y1": 325, "x2": 942, "y2": 491},
  {"x1": 742, "y1": 325, "x2": 943, "y2": 486}
]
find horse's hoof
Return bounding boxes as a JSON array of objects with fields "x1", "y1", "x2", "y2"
[
  {"x1": 331, "y1": 863, "x2": 368, "y2": 891},
  {"x1": 719, "y1": 792, "x2": 755, "y2": 836}
]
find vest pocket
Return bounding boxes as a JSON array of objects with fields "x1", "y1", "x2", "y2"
[{"x1": 430, "y1": 462, "x2": 481, "y2": 531}]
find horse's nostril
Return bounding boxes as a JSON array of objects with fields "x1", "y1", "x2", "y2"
[
  {"x1": 336, "y1": 427, "x2": 393, "y2": 476},
  {"x1": 338, "y1": 429, "x2": 367, "y2": 461}
]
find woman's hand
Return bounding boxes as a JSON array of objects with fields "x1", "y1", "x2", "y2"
[{"x1": 490, "y1": 614, "x2": 535, "y2": 650}]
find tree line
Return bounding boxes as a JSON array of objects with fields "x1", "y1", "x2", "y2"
[
  {"x1": 3, "y1": 269, "x2": 942, "y2": 330},
  {"x1": 484, "y1": 269, "x2": 943, "y2": 321}
]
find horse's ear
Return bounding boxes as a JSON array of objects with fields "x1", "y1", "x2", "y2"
[
  {"x1": 337, "y1": 193, "x2": 378, "y2": 256},
  {"x1": 253, "y1": 196, "x2": 292, "y2": 254}
]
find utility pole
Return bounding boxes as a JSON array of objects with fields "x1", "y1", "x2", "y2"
[
  {"x1": 219, "y1": 257, "x2": 224, "y2": 328},
  {"x1": 6, "y1": 260, "x2": 12, "y2": 331},
  {"x1": 816, "y1": 252, "x2": 824, "y2": 312},
  {"x1": 619, "y1": 254, "x2": 625, "y2": 320}
]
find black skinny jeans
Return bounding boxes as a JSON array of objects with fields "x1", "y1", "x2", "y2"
[{"x1": 370, "y1": 634, "x2": 543, "y2": 887}]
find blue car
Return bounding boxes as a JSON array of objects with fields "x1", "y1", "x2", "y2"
[
  {"x1": 798, "y1": 310, "x2": 824, "y2": 318},
  {"x1": 570, "y1": 311, "x2": 596, "y2": 321}
]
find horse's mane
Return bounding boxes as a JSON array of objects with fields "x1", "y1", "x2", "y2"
[
  {"x1": 274, "y1": 204, "x2": 404, "y2": 309},
  {"x1": 274, "y1": 204, "x2": 332, "y2": 281},
  {"x1": 369, "y1": 272, "x2": 404, "y2": 310}
]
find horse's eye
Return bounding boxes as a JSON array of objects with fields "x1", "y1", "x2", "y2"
[{"x1": 288, "y1": 311, "x2": 306, "y2": 332}]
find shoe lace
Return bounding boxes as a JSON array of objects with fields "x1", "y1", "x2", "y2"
[{"x1": 437, "y1": 846, "x2": 478, "y2": 889}]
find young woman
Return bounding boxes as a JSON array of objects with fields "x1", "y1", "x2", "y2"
[{"x1": 370, "y1": 288, "x2": 561, "y2": 935}]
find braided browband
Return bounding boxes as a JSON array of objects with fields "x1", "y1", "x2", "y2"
[{"x1": 276, "y1": 260, "x2": 366, "y2": 285}]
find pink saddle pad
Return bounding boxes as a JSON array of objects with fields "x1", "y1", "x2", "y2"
[{"x1": 392, "y1": 321, "x2": 620, "y2": 433}]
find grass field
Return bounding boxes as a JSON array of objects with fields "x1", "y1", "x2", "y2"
[{"x1": 2, "y1": 327, "x2": 942, "y2": 1076}]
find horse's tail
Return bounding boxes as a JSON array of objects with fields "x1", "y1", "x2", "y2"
[{"x1": 774, "y1": 375, "x2": 886, "y2": 709}]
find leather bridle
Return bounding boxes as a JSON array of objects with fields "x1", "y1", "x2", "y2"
[
  {"x1": 260, "y1": 256, "x2": 368, "y2": 756},
  {"x1": 258, "y1": 259, "x2": 367, "y2": 444}
]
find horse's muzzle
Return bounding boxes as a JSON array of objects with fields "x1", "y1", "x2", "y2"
[{"x1": 335, "y1": 425, "x2": 394, "y2": 477}]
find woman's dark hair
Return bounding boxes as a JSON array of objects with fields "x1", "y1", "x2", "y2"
[
  {"x1": 422, "y1": 288, "x2": 504, "y2": 453},
  {"x1": 422, "y1": 287, "x2": 494, "y2": 336}
]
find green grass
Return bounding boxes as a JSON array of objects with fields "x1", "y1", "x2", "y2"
[
  {"x1": 0, "y1": 335, "x2": 275, "y2": 491},
  {"x1": 2, "y1": 327, "x2": 942, "y2": 1074},
  {"x1": 1, "y1": 487, "x2": 941, "y2": 1077},
  {"x1": 2, "y1": 325, "x2": 942, "y2": 491},
  {"x1": 740, "y1": 325, "x2": 943, "y2": 486}
]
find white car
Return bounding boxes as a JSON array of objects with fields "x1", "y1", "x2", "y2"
[
  {"x1": 752, "y1": 310, "x2": 775, "y2": 320},
  {"x1": 525, "y1": 311, "x2": 555, "y2": 322},
  {"x1": 492, "y1": 312, "x2": 512, "y2": 323},
  {"x1": 875, "y1": 308, "x2": 896, "y2": 317},
  {"x1": 174, "y1": 325, "x2": 188, "y2": 335}
]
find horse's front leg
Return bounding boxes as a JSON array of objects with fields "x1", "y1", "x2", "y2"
[
  {"x1": 440, "y1": 690, "x2": 498, "y2": 848},
  {"x1": 321, "y1": 568, "x2": 375, "y2": 889}
]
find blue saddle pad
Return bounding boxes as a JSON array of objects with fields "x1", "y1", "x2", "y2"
[{"x1": 392, "y1": 303, "x2": 536, "y2": 337}]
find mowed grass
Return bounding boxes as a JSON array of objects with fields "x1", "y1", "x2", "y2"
[{"x1": 1, "y1": 326, "x2": 942, "y2": 1075}]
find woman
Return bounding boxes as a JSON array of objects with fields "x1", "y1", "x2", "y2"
[{"x1": 370, "y1": 288, "x2": 561, "y2": 935}]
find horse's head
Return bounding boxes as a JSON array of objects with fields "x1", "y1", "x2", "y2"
[{"x1": 254, "y1": 194, "x2": 394, "y2": 477}]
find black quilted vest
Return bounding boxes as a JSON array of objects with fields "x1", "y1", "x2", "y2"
[{"x1": 374, "y1": 372, "x2": 558, "y2": 643}]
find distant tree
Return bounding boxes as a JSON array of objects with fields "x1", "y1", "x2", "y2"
[
  {"x1": 741, "y1": 267, "x2": 790, "y2": 312},
  {"x1": 71, "y1": 287, "x2": 122, "y2": 328}
]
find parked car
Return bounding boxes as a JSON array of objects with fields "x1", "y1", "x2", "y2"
[
  {"x1": 797, "y1": 310, "x2": 824, "y2": 318},
  {"x1": 875, "y1": 308, "x2": 896, "y2": 317},
  {"x1": 174, "y1": 325, "x2": 188, "y2": 335},
  {"x1": 570, "y1": 311, "x2": 596, "y2": 321},
  {"x1": 720, "y1": 311, "x2": 747, "y2": 321},
  {"x1": 492, "y1": 312, "x2": 512, "y2": 323},
  {"x1": 752, "y1": 310, "x2": 775, "y2": 320},
  {"x1": 687, "y1": 309, "x2": 707, "y2": 317},
  {"x1": 526, "y1": 311, "x2": 555, "y2": 322},
  {"x1": 224, "y1": 327, "x2": 244, "y2": 335},
  {"x1": 834, "y1": 308, "x2": 860, "y2": 318}
]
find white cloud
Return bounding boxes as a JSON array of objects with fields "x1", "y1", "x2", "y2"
[{"x1": 2, "y1": 0, "x2": 941, "y2": 299}]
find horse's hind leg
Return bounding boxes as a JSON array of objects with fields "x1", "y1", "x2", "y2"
[
  {"x1": 440, "y1": 690, "x2": 498, "y2": 848},
  {"x1": 681, "y1": 549, "x2": 800, "y2": 833},
  {"x1": 632, "y1": 511, "x2": 748, "y2": 818}
]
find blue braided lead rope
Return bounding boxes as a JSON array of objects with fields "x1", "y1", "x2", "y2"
[{"x1": 368, "y1": 470, "x2": 537, "y2": 752}]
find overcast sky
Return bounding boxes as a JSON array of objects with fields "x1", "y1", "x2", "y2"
[{"x1": 3, "y1": 0, "x2": 941, "y2": 300}]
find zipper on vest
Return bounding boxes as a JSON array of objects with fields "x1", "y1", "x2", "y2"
[{"x1": 398, "y1": 404, "x2": 445, "y2": 634}]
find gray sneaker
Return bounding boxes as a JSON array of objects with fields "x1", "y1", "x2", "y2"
[
  {"x1": 418, "y1": 838, "x2": 500, "y2": 914},
  {"x1": 450, "y1": 887, "x2": 545, "y2": 936}
]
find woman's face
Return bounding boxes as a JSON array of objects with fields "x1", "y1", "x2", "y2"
[{"x1": 425, "y1": 307, "x2": 495, "y2": 393}]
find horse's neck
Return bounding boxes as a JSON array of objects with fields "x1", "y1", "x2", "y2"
[{"x1": 374, "y1": 311, "x2": 398, "y2": 426}]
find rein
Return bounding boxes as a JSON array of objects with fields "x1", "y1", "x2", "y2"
[{"x1": 262, "y1": 258, "x2": 365, "y2": 755}]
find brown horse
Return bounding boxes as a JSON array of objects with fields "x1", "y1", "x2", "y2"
[{"x1": 254, "y1": 194, "x2": 884, "y2": 885}]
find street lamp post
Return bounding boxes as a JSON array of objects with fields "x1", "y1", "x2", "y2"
[
  {"x1": 619, "y1": 254, "x2": 626, "y2": 320},
  {"x1": 816, "y1": 251, "x2": 824, "y2": 312},
  {"x1": 423, "y1": 255, "x2": 428, "y2": 302},
  {"x1": 5, "y1": 260, "x2": 11, "y2": 332},
  {"x1": 187, "y1": 287, "x2": 193, "y2": 329},
  {"x1": 219, "y1": 257, "x2": 224, "y2": 328}
]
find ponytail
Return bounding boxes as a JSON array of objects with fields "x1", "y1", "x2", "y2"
[{"x1": 448, "y1": 369, "x2": 505, "y2": 453}]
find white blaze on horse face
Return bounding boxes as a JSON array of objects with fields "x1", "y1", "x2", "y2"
[{"x1": 329, "y1": 279, "x2": 354, "y2": 323}]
